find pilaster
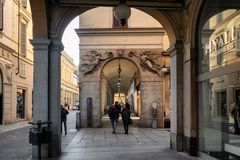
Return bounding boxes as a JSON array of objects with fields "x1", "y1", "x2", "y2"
[
  {"x1": 183, "y1": 46, "x2": 198, "y2": 156},
  {"x1": 30, "y1": 39, "x2": 51, "y2": 121},
  {"x1": 30, "y1": 38, "x2": 51, "y2": 158},
  {"x1": 167, "y1": 40, "x2": 184, "y2": 152},
  {"x1": 48, "y1": 39, "x2": 64, "y2": 157}
]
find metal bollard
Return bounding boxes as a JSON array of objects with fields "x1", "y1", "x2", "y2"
[{"x1": 76, "y1": 111, "x2": 81, "y2": 130}]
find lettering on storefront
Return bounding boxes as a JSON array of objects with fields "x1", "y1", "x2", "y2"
[{"x1": 207, "y1": 24, "x2": 240, "y2": 58}]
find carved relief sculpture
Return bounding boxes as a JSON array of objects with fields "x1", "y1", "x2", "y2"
[
  {"x1": 129, "y1": 50, "x2": 162, "y2": 74},
  {"x1": 80, "y1": 50, "x2": 113, "y2": 75},
  {"x1": 5, "y1": 63, "x2": 13, "y2": 82}
]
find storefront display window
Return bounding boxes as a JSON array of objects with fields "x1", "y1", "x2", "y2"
[
  {"x1": 17, "y1": 88, "x2": 25, "y2": 119},
  {"x1": 198, "y1": 2, "x2": 240, "y2": 159}
]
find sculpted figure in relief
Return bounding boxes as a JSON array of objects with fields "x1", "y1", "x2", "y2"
[
  {"x1": 80, "y1": 50, "x2": 113, "y2": 75},
  {"x1": 5, "y1": 63, "x2": 13, "y2": 82},
  {"x1": 129, "y1": 51, "x2": 162, "y2": 74}
]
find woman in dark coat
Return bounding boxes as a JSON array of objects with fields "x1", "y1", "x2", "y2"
[
  {"x1": 121, "y1": 103, "x2": 131, "y2": 134},
  {"x1": 108, "y1": 103, "x2": 120, "y2": 134}
]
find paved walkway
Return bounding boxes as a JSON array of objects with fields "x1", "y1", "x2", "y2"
[
  {"x1": 53, "y1": 128, "x2": 203, "y2": 160},
  {"x1": 0, "y1": 120, "x2": 30, "y2": 133},
  {"x1": 0, "y1": 114, "x2": 204, "y2": 160}
]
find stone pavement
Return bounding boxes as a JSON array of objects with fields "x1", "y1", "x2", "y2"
[
  {"x1": 0, "y1": 113, "x2": 204, "y2": 160},
  {"x1": 50, "y1": 128, "x2": 203, "y2": 160},
  {"x1": 0, "y1": 120, "x2": 30, "y2": 133},
  {"x1": 0, "y1": 110, "x2": 78, "y2": 160}
]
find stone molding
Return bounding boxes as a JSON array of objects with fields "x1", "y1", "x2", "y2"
[
  {"x1": 167, "y1": 40, "x2": 183, "y2": 57},
  {"x1": 76, "y1": 28, "x2": 166, "y2": 36},
  {"x1": 50, "y1": 40, "x2": 64, "y2": 53},
  {"x1": 30, "y1": 39, "x2": 51, "y2": 50}
]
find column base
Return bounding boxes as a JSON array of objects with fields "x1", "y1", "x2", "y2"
[
  {"x1": 170, "y1": 132, "x2": 183, "y2": 152},
  {"x1": 184, "y1": 135, "x2": 198, "y2": 156}
]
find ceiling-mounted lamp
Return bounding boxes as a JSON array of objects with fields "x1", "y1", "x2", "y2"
[
  {"x1": 117, "y1": 59, "x2": 122, "y2": 95},
  {"x1": 113, "y1": 0, "x2": 131, "y2": 26}
]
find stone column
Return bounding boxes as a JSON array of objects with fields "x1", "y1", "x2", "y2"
[
  {"x1": 48, "y1": 39, "x2": 64, "y2": 156},
  {"x1": 167, "y1": 40, "x2": 184, "y2": 152},
  {"x1": 30, "y1": 39, "x2": 51, "y2": 158}
]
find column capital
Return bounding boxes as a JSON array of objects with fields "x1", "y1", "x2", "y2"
[
  {"x1": 167, "y1": 40, "x2": 183, "y2": 57},
  {"x1": 30, "y1": 38, "x2": 51, "y2": 50},
  {"x1": 50, "y1": 39, "x2": 64, "y2": 53}
]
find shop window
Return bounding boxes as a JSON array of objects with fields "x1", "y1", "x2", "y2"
[
  {"x1": 215, "y1": 90, "x2": 227, "y2": 117},
  {"x1": 17, "y1": 89, "x2": 25, "y2": 119},
  {"x1": 198, "y1": 5, "x2": 240, "y2": 160}
]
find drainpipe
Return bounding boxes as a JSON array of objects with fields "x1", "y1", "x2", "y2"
[{"x1": 16, "y1": 0, "x2": 20, "y2": 75}]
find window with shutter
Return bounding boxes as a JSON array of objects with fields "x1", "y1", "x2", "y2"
[
  {"x1": 20, "y1": 23, "x2": 26, "y2": 57},
  {"x1": 0, "y1": 1, "x2": 3, "y2": 30},
  {"x1": 20, "y1": 61, "x2": 26, "y2": 77}
]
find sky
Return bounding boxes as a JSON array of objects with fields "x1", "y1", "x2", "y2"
[{"x1": 62, "y1": 16, "x2": 79, "y2": 66}]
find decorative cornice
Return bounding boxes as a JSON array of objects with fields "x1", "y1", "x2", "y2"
[
  {"x1": 30, "y1": 39, "x2": 51, "y2": 51},
  {"x1": 76, "y1": 28, "x2": 166, "y2": 36},
  {"x1": 167, "y1": 40, "x2": 183, "y2": 57},
  {"x1": 58, "y1": 0, "x2": 183, "y2": 9},
  {"x1": 50, "y1": 40, "x2": 64, "y2": 52},
  {"x1": 0, "y1": 42, "x2": 15, "y2": 53}
]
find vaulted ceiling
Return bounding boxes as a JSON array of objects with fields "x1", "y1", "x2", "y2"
[{"x1": 101, "y1": 59, "x2": 139, "y2": 95}]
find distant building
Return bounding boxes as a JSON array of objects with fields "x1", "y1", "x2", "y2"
[
  {"x1": 77, "y1": 7, "x2": 170, "y2": 128},
  {"x1": 0, "y1": 0, "x2": 33, "y2": 124},
  {"x1": 61, "y1": 51, "x2": 79, "y2": 108}
]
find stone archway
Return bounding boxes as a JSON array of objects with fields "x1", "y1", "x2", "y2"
[
  {"x1": 79, "y1": 48, "x2": 168, "y2": 128},
  {"x1": 29, "y1": 0, "x2": 202, "y2": 158},
  {"x1": 100, "y1": 57, "x2": 140, "y2": 124}
]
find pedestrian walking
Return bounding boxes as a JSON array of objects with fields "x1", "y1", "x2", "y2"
[
  {"x1": 108, "y1": 103, "x2": 120, "y2": 134},
  {"x1": 121, "y1": 102, "x2": 131, "y2": 134},
  {"x1": 61, "y1": 105, "x2": 69, "y2": 135}
]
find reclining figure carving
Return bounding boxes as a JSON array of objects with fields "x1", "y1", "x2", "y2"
[
  {"x1": 129, "y1": 50, "x2": 162, "y2": 74},
  {"x1": 80, "y1": 50, "x2": 113, "y2": 75}
]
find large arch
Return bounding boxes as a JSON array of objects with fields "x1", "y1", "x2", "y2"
[
  {"x1": 100, "y1": 57, "x2": 141, "y2": 121},
  {"x1": 53, "y1": 7, "x2": 177, "y2": 45},
  {"x1": 29, "y1": 0, "x2": 48, "y2": 38},
  {"x1": 29, "y1": 0, "x2": 207, "y2": 158}
]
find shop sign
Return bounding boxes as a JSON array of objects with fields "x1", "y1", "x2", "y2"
[{"x1": 208, "y1": 24, "x2": 240, "y2": 58}]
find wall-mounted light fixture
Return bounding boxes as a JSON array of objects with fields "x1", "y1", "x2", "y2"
[
  {"x1": 161, "y1": 51, "x2": 170, "y2": 77},
  {"x1": 161, "y1": 65, "x2": 170, "y2": 77},
  {"x1": 113, "y1": 0, "x2": 131, "y2": 26}
]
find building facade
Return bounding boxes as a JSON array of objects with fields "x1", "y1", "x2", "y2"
[
  {"x1": 77, "y1": 7, "x2": 171, "y2": 128},
  {"x1": 0, "y1": 0, "x2": 33, "y2": 124},
  {"x1": 61, "y1": 51, "x2": 79, "y2": 108}
]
